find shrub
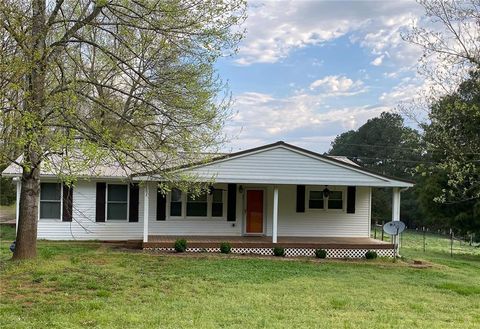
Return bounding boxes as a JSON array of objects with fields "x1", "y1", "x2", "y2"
[
  {"x1": 365, "y1": 250, "x2": 378, "y2": 259},
  {"x1": 219, "y1": 242, "x2": 231, "y2": 254},
  {"x1": 273, "y1": 247, "x2": 285, "y2": 257},
  {"x1": 315, "y1": 249, "x2": 327, "y2": 259},
  {"x1": 174, "y1": 239, "x2": 187, "y2": 252}
]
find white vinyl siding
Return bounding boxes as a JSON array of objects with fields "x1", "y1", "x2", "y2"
[
  {"x1": 185, "y1": 146, "x2": 410, "y2": 187},
  {"x1": 36, "y1": 181, "x2": 371, "y2": 240},
  {"x1": 270, "y1": 185, "x2": 370, "y2": 237},
  {"x1": 37, "y1": 181, "x2": 142, "y2": 240}
]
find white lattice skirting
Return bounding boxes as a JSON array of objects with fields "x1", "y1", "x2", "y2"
[{"x1": 144, "y1": 247, "x2": 395, "y2": 258}]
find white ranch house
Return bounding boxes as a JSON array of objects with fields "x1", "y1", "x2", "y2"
[{"x1": 2, "y1": 141, "x2": 413, "y2": 258}]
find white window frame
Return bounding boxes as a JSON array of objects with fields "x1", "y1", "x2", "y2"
[
  {"x1": 327, "y1": 190, "x2": 345, "y2": 211},
  {"x1": 39, "y1": 182, "x2": 63, "y2": 221},
  {"x1": 105, "y1": 183, "x2": 130, "y2": 221},
  {"x1": 168, "y1": 188, "x2": 184, "y2": 218},
  {"x1": 306, "y1": 186, "x2": 346, "y2": 212},
  {"x1": 186, "y1": 192, "x2": 209, "y2": 218},
  {"x1": 211, "y1": 189, "x2": 226, "y2": 218},
  {"x1": 166, "y1": 188, "x2": 227, "y2": 220}
]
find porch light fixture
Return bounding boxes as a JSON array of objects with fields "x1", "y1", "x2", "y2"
[
  {"x1": 238, "y1": 185, "x2": 244, "y2": 194},
  {"x1": 323, "y1": 186, "x2": 330, "y2": 198}
]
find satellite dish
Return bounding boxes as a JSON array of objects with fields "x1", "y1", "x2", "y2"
[
  {"x1": 383, "y1": 221, "x2": 406, "y2": 261},
  {"x1": 383, "y1": 221, "x2": 406, "y2": 235}
]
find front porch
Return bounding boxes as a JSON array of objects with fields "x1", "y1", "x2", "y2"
[
  {"x1": 145, "y1": 235, "x2": 391, "y2": 248},
  {"x1": 143, "y1": 235, "x2": 395, "y2": 258},
  {"x1": 140, "y1": 183, "x2": 404, "y2": 245},
  {"x1": 136, "y1": 142, "x2": 413, "y2": 258}
]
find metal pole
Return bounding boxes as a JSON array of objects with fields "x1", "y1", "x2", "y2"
[
  {"x1": 381, "y1": 221, "x2": 384, "y2": 241},
  {"x1": 392, "y1": 235, "x2": 396, "y2": 262}
]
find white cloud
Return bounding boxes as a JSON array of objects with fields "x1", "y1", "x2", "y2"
[
  {"x1": 225, "y1": 90, "x2": 392, "y2": 152},
  {"x1": 371, "y1": 54, "x2": 385, "y2": 66},
  {"x1": 235, "y1": 1, "x2": 424, "y2": 66},
  {"x1": 309, "y1": 75, "x2": 363, "y2": 94}
]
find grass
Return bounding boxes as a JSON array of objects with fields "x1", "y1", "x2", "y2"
[
  {"x1": 372, "y1": 228, "x2": 480, "y2": 257},
  {"x1": 1, "y1": 226, "x2": 479, "y2": 328}
]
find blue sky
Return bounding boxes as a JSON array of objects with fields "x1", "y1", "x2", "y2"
[{"x1": 216, "y1": 0, "x2": 429, "y2": 153}]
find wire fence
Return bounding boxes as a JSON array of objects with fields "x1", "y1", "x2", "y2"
[{"x1": 371, "y1": 223, "x2": 480, "y2": 257}]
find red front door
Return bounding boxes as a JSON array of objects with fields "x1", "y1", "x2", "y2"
[{"x1": 246, "y1": 190, "x2": 264, "y2": 234}]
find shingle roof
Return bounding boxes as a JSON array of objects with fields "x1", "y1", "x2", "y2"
[{"x1": 1, "y1": 141, "x2": 413, "y2": 186}]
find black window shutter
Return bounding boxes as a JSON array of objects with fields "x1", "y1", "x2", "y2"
[
  {"x1": 227, "y1": 184, "x2": 237, "y2": 221},
  {"x1": 156, "y1": 189, "x2": 166, "y2": 221},
  {"x1": 296, "y1": 185, "x2": 305, "y2": 213},
  {"x1": 129, "y1": 183, "x2": 139, "y2": 222},
  {"x1": 95, "y1": 182, "x2": 106, "y2": 222},
  {"x1": 62, "y1": 184, "x2": 73, "y2": 222},
  {"x1": 347, "y1": 186, "x2": 356, "y2": 214}
]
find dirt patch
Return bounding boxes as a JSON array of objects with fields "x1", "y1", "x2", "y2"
[
  {"x1": 0, "y1": 205, "x2": 16, "y2": 224},
  {"x1": 408, "y1": 259, "x2": 433, "y2": 269}
]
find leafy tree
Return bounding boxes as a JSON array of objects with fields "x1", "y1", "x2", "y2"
[
  {"x1": 0, "y1": 0, "x2": 246, "y2": 259},
  {"x1": 400, "y1": 1, "x2": 480, "y2": 236},
  {"x1": 328, "y1": 112, "x2": 423, "y2": 226},
  {"x1": 417, "y1": 72, "x2": 480, "y2": 235},
  {"x1": 422, "y1": 71, "x2": 480, "y2": 202}
]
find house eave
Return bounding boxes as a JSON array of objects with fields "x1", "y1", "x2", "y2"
[{"x1": 133, "y1": 175, "x2": 413, "y2": 188}]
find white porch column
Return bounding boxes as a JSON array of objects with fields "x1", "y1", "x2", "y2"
[
  {"x1": 272, "y1": 186, "x2": 278, "y2": 243},
  {"x1": 14, "y1": 178, "x2": 20, "y2": 234},
  {"x1": 143, "y1": 183, "x2": 150, "y2": 243},
  {"x1": 392, "y1": 187, "x2": 401, "y2": 247},
  {"x1": 392, "y1": 187, "x2": 401, "y2": 222}
]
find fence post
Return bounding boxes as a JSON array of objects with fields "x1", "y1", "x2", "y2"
[
  {"x1": 450, "y1": 228, "x2": 453, "y2": 258},
  {"x1": 423, "y1": 226, "x2": 426, "y2": 252}
]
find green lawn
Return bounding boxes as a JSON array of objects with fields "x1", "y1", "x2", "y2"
[{"x1": 1, "y1": 226, "x2": 479, "y2": 329}]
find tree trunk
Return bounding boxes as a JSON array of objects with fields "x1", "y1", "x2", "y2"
[
  {"x1": 12, "y1": 165, "x2": 40, "y2": 260},
  {"x1": 12, "y1": 0, "x2": 46, "y2": 260}
]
